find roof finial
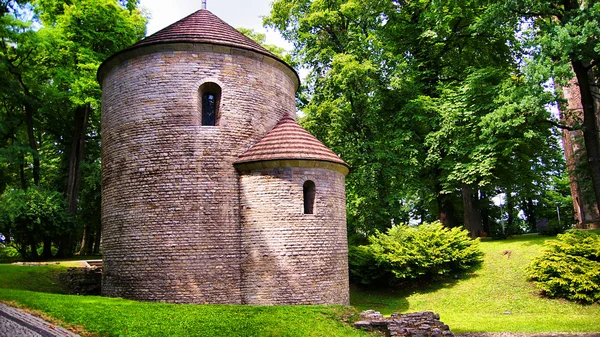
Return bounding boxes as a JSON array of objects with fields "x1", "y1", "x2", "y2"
[{"x1": 202, "y1": 0, "x2": 206, "y2": 9}]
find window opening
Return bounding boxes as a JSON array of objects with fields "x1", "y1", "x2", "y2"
[
  {"x1": 202, "y1": 93, "x2": 216, "y2": 126},
  {"x1": 199, "y1": 82, "x2": 221, "y2": 126},
  {"x1": 303, "y1": 180, "x2": 316, "y2": 214}
]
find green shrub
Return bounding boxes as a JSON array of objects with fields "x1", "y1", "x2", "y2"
[
  {"x1": 349, "y1": 222, "x2": 483, "y2": 285},
  {"x1": 0, "y1": 245, "x2": 20, "y2": 261},
  {"x1": 527, "y1": 230, "x2": 600, "y2": 303}
]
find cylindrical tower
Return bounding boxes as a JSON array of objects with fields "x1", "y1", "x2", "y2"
[
  {"x1": 97, "y1": 9, "x2": 298, "y2": 303},
  {"x1": 234, "y1": 116, "x2": 350, "y2": 305}
]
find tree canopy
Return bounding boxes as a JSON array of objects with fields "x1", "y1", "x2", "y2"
[
  {"x1": 0, "y1": 0, "x2": 146, "y2": 259},
  {"x1": 265, "y1": 0, "x2": 577, "y2": 238}
]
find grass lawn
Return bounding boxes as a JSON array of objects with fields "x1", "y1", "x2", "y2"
[
  {"x1": 1, "y1": 232, "x2": 600, "y2": 335},
  {"x1": 0, "y1": 264, "x2": 368, "y2": 337},
  {"x1": 351, "y1": 231, "x2": 600, "y2": 333}
]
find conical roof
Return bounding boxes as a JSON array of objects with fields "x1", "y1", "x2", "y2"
[
  {"x1": 98, "y1": 9, "x2": 298, "y2": 85},
  {"x1": 132, "y1": 9, "x2": 274, "y2": 57},
  {"x1": 235, "y1": 115, "x2": 348, "y2": 169}
]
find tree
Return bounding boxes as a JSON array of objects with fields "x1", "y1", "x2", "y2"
[
  {"x1": 497, "y1": 0, "x2": 600, "y2": 212},
  {"x1": 265, "y1": 0, "x2": 564, "y2": 238},
  {"x1": 0, "y1": 0, "x2": 146, "y2": 258}
]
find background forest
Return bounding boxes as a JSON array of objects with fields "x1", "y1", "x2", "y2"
[
  {"x1": 0, "y1": 0, "x2": 145, "y2": 259},
  {"x1": 1, "y1": 0, "x2": 599, "y2": 260},
  {"x1": 264, "y1": 0, "x2": 600, "y2": 241}
]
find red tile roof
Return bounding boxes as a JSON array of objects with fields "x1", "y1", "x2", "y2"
[
  {"x1": 133, "y1": 9, "x2": 274, "y2": 57},
  {"x1": 98, "y1": 9, "x2": 299, "y2": 87},
  {"x1": 235, "y1": 115, "x2": 348, "y2": 168}
]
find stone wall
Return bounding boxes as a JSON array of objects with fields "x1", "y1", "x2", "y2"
[
  {"x1": 355, "y1": 310, "x2": 454, "y2": 337},
  {"x1": 100, "y1": 44, "x2": 297, "y2": 303},
  {"x1": 58, "y1": 268, "x2": 102, "y2": 295},
  {"x1": 239, "y1": 166, "x2": 349, "y2": 305}
]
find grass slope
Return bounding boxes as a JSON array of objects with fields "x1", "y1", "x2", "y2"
[
  {"x1": 0, "y1": 264, "x2": 367, "y2": 337},
  {"x1": 351, "y1": 233, "x2": 600, "y2": 333}
]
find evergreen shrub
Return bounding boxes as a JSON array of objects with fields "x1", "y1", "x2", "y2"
[
  {"x1": 527, "y1": 230, "x2": 600, "y2": 303},
  {"x1": 349, "y1": 222, "x2": 483, "y2": 285}
]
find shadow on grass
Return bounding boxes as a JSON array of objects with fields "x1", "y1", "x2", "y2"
[
  {"x1": 350, "y1": 267, "x2": 482, "y2": 314},
  {"x1": 483, "y1": 233, "x2": 556, "y2": 247}
]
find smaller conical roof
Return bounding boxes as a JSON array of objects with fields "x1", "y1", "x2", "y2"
[{"x1": 234, "y1": 115, "x2": 348, "y2": 169}]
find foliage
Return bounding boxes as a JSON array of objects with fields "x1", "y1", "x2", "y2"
[
  {"x1": 237, "y1": 27, "x2": 291, "y2": 64},
  {"x1": 265, "y1": 0, "x2": 568, "y2": 236},
  {"x1": 0, "y1": 0, "x2": 146, "y2": 257},
  {"x1": 351, "y1": 232, "x2": 600, "y2": 332},
  {"x1": 0, "y1": 245, "x2": 20, "y2": 261},
  {"x1": 527, "y1": 230, "x2": 600, "y2": 303},
  {"x1": 349, "y1": 222, "x2": 483, "y2": 285},
  {"x1": 0, "y1": 186, "x2": 72, "y2": 259}
]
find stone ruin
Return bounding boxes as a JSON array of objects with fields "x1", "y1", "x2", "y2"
[{"x1": 355, "y1": 310, "x2": 454, "y2": 337}]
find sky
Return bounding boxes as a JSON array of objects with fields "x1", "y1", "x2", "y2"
[{"x1": 138, "y1": 0, "x2": 291, "y2": 50}]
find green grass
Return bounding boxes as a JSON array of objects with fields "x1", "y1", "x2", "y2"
[
  {"x1": 351, "y1": 232, "x2": 600, "y2": 333},
  {"x1": 1, "y1": 232, "x2": 600, "y2": 335},
  {"x1": 0, "y1": 264, "x2": 68, "y2": 293},
  {"x1": 0, "y1": 264, "x2": 368, "y2": 337}
]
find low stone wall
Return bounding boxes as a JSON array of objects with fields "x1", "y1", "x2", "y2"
[
  {"x1": 58, "y1": 267, "x2": 102, "y2": 295},
  {"x1": 355, "y1": 310, "x2": 454, "y2": 337}
]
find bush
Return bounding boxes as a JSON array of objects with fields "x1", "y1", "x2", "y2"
[
  {"x1": 527, "y1": 230, "x2": 600, "y2": 303},
  {"x1": 0, "y1": 245, "x2": 20, "y2": 262},
  {"x1": 538, "y1": 219, "x2": 573, "y2": 236},
  {"x1": 0, "y1": 187, "x2": 72, "y2": 260},
  {"x1": 349, "y1": 222, "x2": 484, "y2": 285}
]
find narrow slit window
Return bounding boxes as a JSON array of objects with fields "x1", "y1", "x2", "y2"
[
  {"x1": 202, "y1": 93, "x2": 216, "y2": 125},
  {"x1": 199, "y1": 82, "x2": 221, "y2": 126},
  {"x1": 303, "y1": 180, "x2": 316, "y2": 214}
]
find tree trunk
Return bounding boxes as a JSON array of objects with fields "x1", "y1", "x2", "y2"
[
  {"x1": 41, "y1": 236, "x2": 53, "y2": 259},
  {"x1": 437, "y1": 192, "x2": 458, "y2": 227},
  {"x1": 58, "y1": 105, "x2": 90, "y2": 258},
  {"x1": 29, "y1": 236, "x2": 39, "y2": 261},
  {"x1": 24, "y1": 103, "x2": 39, "y2": 185},
  {"x1": 507, "y1": 189, "x2": 514, "y2": 229},
  {"x1": 92, "y1": 226, "x2": 101, "y2": 255},
  {"x1": 79, "y1": 224, "x2": 93, "y2": 255},
  {"x1": 480, "y1": 190, "x2": 490, "y2": 235},
  {"x1": 523, "y1": 198, "x2": 536, "y2": 232},
  {"x1": 571, "y1": 60, "x2": 600, "y2": 210},
  {"x1": 462, "y1": 183, "x2": 482, "y2": 238}
]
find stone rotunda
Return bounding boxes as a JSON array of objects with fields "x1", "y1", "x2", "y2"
[{"x1": 97, "y1": 9, "x2": 350, "y2": 305}]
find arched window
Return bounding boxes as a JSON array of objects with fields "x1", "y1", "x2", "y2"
[
  {"x1": 199, "y1": 82, "x2": 221, "y2": 126},
  {"x1": 303, "y1": 180, "x2": 316, "y2": 214}
]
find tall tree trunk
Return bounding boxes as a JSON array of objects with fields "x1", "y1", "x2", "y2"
[
  {"x1": 29, "y1": 236, "x2": 39, "y2": 261},
  {"x1": 41, "y1": 236, "x2": 53, "y2": 259},
  {"x1": 18, "y1": 145, "x2": 26, "y2": 189},
  {"x1": 92, "y1": 226, "x2": 101, "y2": 255},
  {"x1": 562, "y1": 0, "x2": 600, "y2": 211},
  {"x1": 80, "y1": 224, "x2": 93, "y2": 255},
  {"x1": 24, "y1": 103, "x2": 39, "y2": 185},
  {"x1": 462, "y1": 183, "x2": 482, "y2": 238},
  {"x1": 506, "y1": 189, "x2": 514, "y2": 229},
  {"x1": 571, "y1": 60, "x2": 600, "y2": 210},
  {"x1": 480, "y1": 190, "x2": 490, "y2": 235},
  {"x1": 523, "y1": 198, "x2": 536, "y2": 232},
  {"x1": 58, "y1": 105, "x2": 90, "y2": 258},
  {"x1": 437, "y1": 191, "x2": 458, "y2": 227}
]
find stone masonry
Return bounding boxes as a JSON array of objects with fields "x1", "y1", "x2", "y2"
[
  {"x1": 97, "y1": 9, "x2": 349, "y2": 304},
  {"x1": 239, "y1": 167, "x2": 349, "y2": 305}
]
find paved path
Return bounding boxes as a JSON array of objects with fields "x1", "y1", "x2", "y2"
[{"x1": 0, "y1": 303, "x2": 80, "y2": 337}]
